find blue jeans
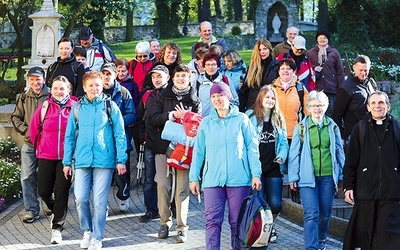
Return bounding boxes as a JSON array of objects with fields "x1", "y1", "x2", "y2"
[
  {"x1": 21, "y1": 144, "x2": 40, "y2": 214},
  {"x1": 143, "y1": 147, "x2": 158, "y2": 214},
  {"x1": 204, "y1": 186, "x2": 250, "y2": 250},
  {"x1": 259, "y1": 177, "x2": 282, "y2": 215},
  {"x1": 74, "y1": 168, "x2": 113, "y2": 240},
  {"x1": 300, "y1": 176, "x2": 335, "y2": 250}
]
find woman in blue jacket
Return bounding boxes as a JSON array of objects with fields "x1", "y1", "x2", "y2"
[
  {"x1": 189, "y1": 82, "x2": 262, "y2": 250},
  {"x1": 62, "y1": 71, "x2": 127, "y2": 250},
  {"x1": 245, "y1": 84, "x2": 289, "y2": 243},
  {"x1": 288, "y1": 90, "x2": 345, "y2": 250}
]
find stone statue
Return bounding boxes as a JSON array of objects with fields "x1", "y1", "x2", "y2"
[{"x1": 272, "y1": 13, "x2": 281, "y2": 34}]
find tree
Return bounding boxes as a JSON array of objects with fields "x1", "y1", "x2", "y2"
[
  {"x1": 234, "y1": 0, "x2": 243, "y2": 21},
  {"x1": 156, "y1": 0, "x2": 183, "y2": 38},
  {"x1": 198, "y1": 0, "x2": 211, "y2": 22},
  {"x1": 317, "y1": 0, "x2": 328, "y2": 31}
]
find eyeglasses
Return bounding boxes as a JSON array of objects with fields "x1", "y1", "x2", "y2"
[
  {"x1": 205, "y1": 63, "x2": 217, "y2": 67},
  {"x1": 309, "y1": 104, "x2": 325, "y2": 109},
  {"x1": 137, "y1": 54, "x2": 148, "y2": 59}
]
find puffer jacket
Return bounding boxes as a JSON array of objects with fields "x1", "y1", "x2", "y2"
[
  {"x1": 147, "y1": 84, "x2": 201, "y2": 154},
  {"x1": 221, "y1": 59, "x2": 247, "y2": 95},
  {"x1": 128, "y1": 53, "x2": 156, "y2": 92},
  {"x1": 29, "y1": 95, "x2": 76, "y2": 160},
  {"x1": 189, "y1": 105, "x2": 262, "y2": 188},
  {"x1": 288, "y1": 116, "x2": 345, "y2": 188},
  {"x1": 62, "y1": 93, "x2": 127, "y2": 169},
  {"x1": 11, "y1": 85, "x2": 50, "y2": 147}
]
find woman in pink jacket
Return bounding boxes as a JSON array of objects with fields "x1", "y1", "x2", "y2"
[{"x1": 29, "y1": 76, "x2": 77, "y2": 244}]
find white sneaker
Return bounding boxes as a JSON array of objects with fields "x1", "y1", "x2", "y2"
[
  {"x1": 50, "y1": 229, "x2": 62, "y2": 244},
  {"x1": 119, "y1": 199, "x2": 129, "y2": 212},
  {"x1": 88, "y1": 238, "x2": 102, "y2": 250},
  {"x1": 80, "y1": 231, "x2": 92, "y2": 249},
  {"x1": 50, "y1": 213, "x2": 54, "y2": 229}
]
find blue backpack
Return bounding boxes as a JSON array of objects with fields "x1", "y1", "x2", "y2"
[{"x1": 233, "y1": 192, "x2": 274, "y2": 249}]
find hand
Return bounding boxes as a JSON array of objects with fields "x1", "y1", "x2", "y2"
[
  {"x1": 173, "y1": 103, "x2": 190, "y2": 119},
  {"x1": 314, "y1": 66, "x2": 323, "y2": 72},
  {"x1": 252, "y1": 177, "x2": 262, "y2": 191},
  {"x1": 63, "y1": 166, "x2": 72, "y2": 180},
  {"x1": 274, "y1": 157, "x2": 283, "y2": 164},
  {"x1": 116, "y1": 163, "x2": 127, "y2": 175},
  {"x1": 190, "y1": 181, "x2": 200, "y2": 194},
  {"x1": 344, "y1": 189, "x2": 355, "y2": 205},
  {"x1": 337, "y1": 180, "x2": 343, "y2": 192},
  {"x1": 289, "y1": 182, "x2": 298, "y2": 191}
]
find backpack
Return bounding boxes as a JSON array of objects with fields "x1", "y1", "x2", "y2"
[
  {"x1": 358, "y1": 118, "x2": 400, "y2": 147},
  {"x1": 73, "y1": 99, "x2": 113, "y2": 129},
  {"x1": 295, "y1": 81, "x2": 305, "y2": 121},
  {"x1": 233, "y1": 191, "x2": 274, "y2": 249},
  {"x1": 47, "y1": 60, "x2": 80, "y2": 88}
]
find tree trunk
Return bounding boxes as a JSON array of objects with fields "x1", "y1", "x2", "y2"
[
  {"x1": 169, "y1": 0, "x2": 183, "y2": 37},
  {"x1": 156, "y1": 0, "x2": 171, "y2": 38},
  {"x1": 126, "y1": 11, "x2": 134, "y2": 42},
  {"x1": 62, "y1": 0, "x2": 91, "y2": 38},
  {"x1": 213, "y1": 0, "x2": 222, "y2": 17},
  {"x1": 234, "y1": 0, "x2": 243, "y2": 21},
  {"x1": 199, "y1": 0, "x2": 211, "y2": 22},
  {"x1": 317, "y1": 0, "x2": 329, "y2": 31}
]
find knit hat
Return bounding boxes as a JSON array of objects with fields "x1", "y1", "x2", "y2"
[
  {"x1": 316, "y1": 30, "x2": 330, "y2": 40},
  {"x1": 210, "y1": 82, "x2": 232, "y2": 100},
  {"x1": 292, "y1": 35, "x2": 306, "y2": 50}
]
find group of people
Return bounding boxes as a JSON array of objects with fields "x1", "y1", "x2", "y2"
[{"x1": 10, "y1": 21, "x2": 400, "y2": 250}]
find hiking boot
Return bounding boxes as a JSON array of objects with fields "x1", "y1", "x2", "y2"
[
  {"x1": 139, "y1": 211, "x2": 159, "y2": 223},
  {"x1": 175, "y1": 230, "x2": 187, "y2": 243},
  {"x1": 50, "y1": 229, "x2": 62, "y2": 244},
  {"x1": 22, "y1": 211, "x2": 40, "y2": 223},
  {"x1": 158, "y1": 224, "x2": 169, "y2": 239},
  {"x1": 269, "y1": 227, "x2": 278, "y2": 243},
  {"x1": 119, "y1": 199, "x2": 129, "y2": 212},
  {"x1": 80, "y1": 231, "x2": 92, "y2": 249},
  {"x1": 88, "y1": 238, "x2": 102, "y2": 250}
]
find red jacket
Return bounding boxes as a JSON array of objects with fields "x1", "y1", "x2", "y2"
[
  {"x1": 128, "y1": 54, "x2": 156, "y2": 92},
  {"x1": 29, "y1": 95, "x2": 77, "y2": 160}
]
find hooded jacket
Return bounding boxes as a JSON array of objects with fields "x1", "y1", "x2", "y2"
[
  {"x1": 221, "y1": 59, "x2": 247, "y2": 95},
  {"x1": 81, "y1": 38, "x2": 116, "y2": 72},
  {"x1": 189, "y1": 105, "x2": 262, "y2": 188},
  {"x1": 128, "y1": 53, "x2": 156, "y2": 92},
  {"x1": 62, "y1": 93, "x2": 127, "y2": 169}
]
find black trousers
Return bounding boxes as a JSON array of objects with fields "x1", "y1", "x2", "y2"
[
  {"x1": 37, "y1": 159, "x2": 72, "y2": 230},
  {"x1": 114, "y1": 151, "x2": 131, "y2": 200}
]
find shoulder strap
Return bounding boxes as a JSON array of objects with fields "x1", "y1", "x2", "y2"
[
  {"x1": 121, "y1": 86, "x2": 127, "y2": 100},
  {"x1": 39, "y1": 100, "x2": 49, "y2": 132},
  {"x1": 358, "y1": 120, "x2": 366, "y2": 146},
  {"x1": 296, "y1": 81, "x2": 305, "y2": 120},
  {"x1": 299, "y1": 122, "x2": 305, "y2": 143},
  {"x1": 98, "y1": 42, "x2": 105, "y2": 58},
  {"x1": 393, "y1": 120, "x2": 400, "y2": 149},
  {"x1": 73, "y1": 102, "x2": 82, "y2": 128},
  {"x1": 105, "y1": 99, "x2": 113, "y2": 127},
  {"x1": 131, "y1": 60, "x2": 138, "y2": 73}
]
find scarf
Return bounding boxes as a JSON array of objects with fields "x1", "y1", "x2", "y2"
[
  {"x1": 318, "y1": 46, "x2": 327, "y2": 66},
  {"x1": 172, "y1": 85, "x2": 190, "y2": 100},
  {"x1": 51, "y1": 95, "x2": 69, "y2": 107}
]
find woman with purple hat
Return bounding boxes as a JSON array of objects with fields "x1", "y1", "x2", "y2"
[{"x1": 189, "y1": 82, "x2": 262, "y2": 249}]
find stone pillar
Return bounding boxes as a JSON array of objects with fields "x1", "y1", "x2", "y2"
[{"x1": 22, "y1": 0, "x2": 63, "y2": 89}]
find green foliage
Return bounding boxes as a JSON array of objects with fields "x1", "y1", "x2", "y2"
[
  {"x1": 390, "y1": 101, "x2": 400, "y2": 120},
  {"x1": 231, "y1": 25, "x2": 241, "y2": 36}
]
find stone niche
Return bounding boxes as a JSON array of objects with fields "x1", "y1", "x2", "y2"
[{"x1": 255, "y1": 0, "x2": 299, "y2": 43}]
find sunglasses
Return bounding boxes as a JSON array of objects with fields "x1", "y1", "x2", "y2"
[{"x1": 137, "y1": 55, "x2": 149, "y2": 59}]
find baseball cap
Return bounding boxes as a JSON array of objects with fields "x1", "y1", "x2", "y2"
[
  {"x1": 149, "y1": 65, "x2": 169, "y2": 76},
  {"x1": 78, "y1": 26, "x2": 93, "y2": 40},
  {"x1": 100, "y1": 62, "x2": 117, "y2": 73},
  {"x1": 27, "y1": 67, "x2": 45, "y2": 77},
  {"x1": 292, "y1": 35, "x2": 306, "y2": 50}
]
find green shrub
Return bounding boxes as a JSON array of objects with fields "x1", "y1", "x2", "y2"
[{"x1": 231, "y1": 25, "x2": 242, "y2": 36}]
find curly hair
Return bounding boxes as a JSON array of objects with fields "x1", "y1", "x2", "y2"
[{"x1": 157, "y1": 42, "x2": 182, "y2": 65}]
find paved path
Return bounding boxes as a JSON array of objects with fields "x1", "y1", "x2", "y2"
[{"x1": 0, "y1": 183, "x2": 343, "y2": 249}]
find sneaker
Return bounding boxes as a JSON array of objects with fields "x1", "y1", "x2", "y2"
[
  {"x1": 22, "y1": 211, "x2": 40, "y2": 223},
  {"x1": 88, "y1": 238, "x2": 102, "y2": 250},
  {"x1": 269, "y1": 227, "x2": 278, "y2": 243},
  {"x1": 50, "y1": 229, "x2": 62, "y2": 244},
  {"x1": 119, "y1": 199, "x2": 129, "y2": 212},
  {"x1": 175, "y1": 230, "x2": 187, "y2": 243},
  {"x1": 106, "y1": 206, "x2": 109, "y2": 217},
  {"x1": 80, "y1": 231, "x2": 92, "y2": 249},
  {"x1": 158, "y1": 224, "x2": 169, "y2": 239},
  {"x1": 50, "y1": 213, "x2": 54, "y2": 229},
  {"x1": 139, "y1": 211, "x2": 159, "y2": 223}
]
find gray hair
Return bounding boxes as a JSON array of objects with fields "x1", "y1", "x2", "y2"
[
  {"x1": 287, "y1": 26, "x2": 299, "y2": 34},
  {"x1": 307, "y1": 90, "x2": 329, "y2": 107},
  {"x1": 368, "y1": 91, "x2": 390, "y2": 105},
  {"x1": 135, "y1": 41, "x2": 150, "y2": 54}
]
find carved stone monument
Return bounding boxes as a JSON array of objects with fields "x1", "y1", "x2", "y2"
[
  {"x1": 22, "y1": 0, "x2": 62, "y2": 89},
  {"x1": 269, "y1": 13, "x2": 283, "y2": 42}
]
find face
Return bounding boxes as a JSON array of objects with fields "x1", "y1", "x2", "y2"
[
  {"x1": 172, "y1": 71, "x2": 190, "y2": 90},
  {"x1": 353, "y1": 62, "x2": 370, "y2": 82},
  {"x1": 150, "y1": 41, "x2": 160, "y2": 54},
  {"x1": 224, "y1": 57, "x2": 234, "y2": 70},
  {"x1": 286, "y1": 28, "x2": 298, "y2": 42},
  {"x1": 291, "y1": 45, "x2": 304, "y2": 56},
  {"x1": 75, "y1": 55, "x2": 86, "y2": 64},
  {"x1": 137, "y1": 52, "x2": 149, "y2": 63},
  {"x1": 199, "y1": 22, "x2": 213, "y2": 41},
  {"x1": 317, "y1": 35, "x2": 328, "y2": 47},
  {"x1": 151, "y1": 72, "x2": 170, "y2": 88},
  {"x1": 51, "y1": 80, "x2": 70, "y2": 101},
  {"x1": 367, "y1": 94, "x2": 390, "y2": 120},
  {"x1": 279, "y1": 63, "x2": 295, "y2": 82},
  {"x1": 101, "y1": 70, "x2": 116, "y2": 89},
  {"x1": 58, "y1": 41, "x2": 73, "y2": 60},
  {"x1": 27, "y1": 76, "x2": 44, "y2": 94},
  {"x1": 163, "y1": 47, "x2": 177, "y2": 65},
  {"x1": 116, "y1": 65, "x2": 128, "y2": 80},
  {"x1": 308, "y1": 100, "x2": 327, "y2": 120},
  {"x1": 204, "y1": 59, "x2": 219, "y2": 75},
  {"x1": 80, "y1": 35, "x2": 93, "y2": 48},
  {"x1": 211, "y1": 93, "x2": 229, "y2": 111},
  {"x1": 83, "y1": 77, "x2": 103, "y2": 101},
  {"x1": 262, "y1": 90, "x2": 276, "y2": 110},
  {"x1": 259, "y1": 44, "x2": 270, "y2": 60}
]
